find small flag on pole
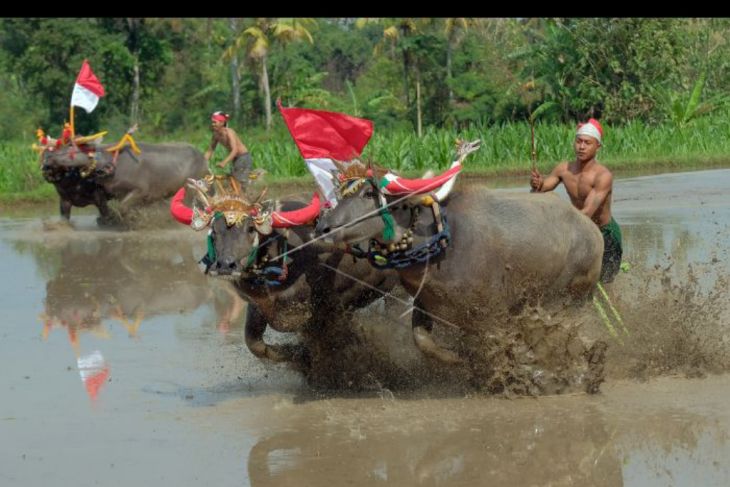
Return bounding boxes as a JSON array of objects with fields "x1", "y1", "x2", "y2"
[{"x1": 70, "y1": 60, "x2": 106, "y2": 113}]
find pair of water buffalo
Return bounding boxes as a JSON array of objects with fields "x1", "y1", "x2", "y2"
[
  {"x1": 41, "y1": 140, "x2": 207, "y2": 225},
  {"x1": 176, "y1": 140, "x2": 607, "y2": 393}
]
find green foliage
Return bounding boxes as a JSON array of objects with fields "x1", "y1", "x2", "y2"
[
  {"x1": 3, "y1": 17, "x2": 730, "y2": 154},
  {"x1": 653, "y1": 68, "x2": 730, "y2": 128},
  {"x1": 517, "y1": 18, "x2": 699, "y2": 123}
]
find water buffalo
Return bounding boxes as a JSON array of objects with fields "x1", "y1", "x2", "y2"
[
  {"x1": 41, "y1": 141, "x2": 207, "y2": 225},
  {"x1": 314, "y1": 160, "x2": 606, "y2": 392},
  {"x1": 173, "y1": 181, "x2": 404, "y2": 387}
]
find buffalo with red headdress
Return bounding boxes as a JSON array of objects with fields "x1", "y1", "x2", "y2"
[
  {"x1": 170, "y1": 172, "x2": 404, "y2": 387},
  {"x1": 37, "y1": 126, "x2": 207, "y2": 225}
]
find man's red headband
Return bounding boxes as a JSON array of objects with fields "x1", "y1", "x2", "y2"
[{"x1": 211, "y1": 113, "x2": 229, "y2": 123}]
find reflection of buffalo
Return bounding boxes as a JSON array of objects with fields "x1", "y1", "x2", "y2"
[
  {"x1": 41, "y1": 142, "x2": 207, "y2": 225},
  {"x1": 39, "y1": 235, "x2": 216, "y2": 350},
  {"x1": 246, "y1": 401, "x2": 623, "y2": 486},
  {"x1": 33, "y1": 234, "x2": 243, "y2": 401}
]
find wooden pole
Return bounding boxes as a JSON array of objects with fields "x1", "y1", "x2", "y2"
[
  {"x1": 70, "y1": 105, "x2": 75, "y2": 139},
  {"x1": 530, "y1": 117, "x2": 537, "y2": 172}
]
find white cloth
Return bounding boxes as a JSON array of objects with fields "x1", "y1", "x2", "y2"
[
  {"x1": 305, "y1": 158, "x2": 339, "y2": 208},
  {"x1": 576, "y1": 121, "x2": 602, "y2": 145}
]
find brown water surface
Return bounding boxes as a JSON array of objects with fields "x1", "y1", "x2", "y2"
[{"x1": 0, "y1": 168, "x2": 728, "y2": 486}]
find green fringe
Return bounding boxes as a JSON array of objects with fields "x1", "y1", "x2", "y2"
[
  {"x1": 206, "y1": 233, "x2": 216, "y2": 263},
  {"x1": 246, "y1": 245, "x2": 258, "y2": 268},
  {"x1": 377, "y1": 177, "x2": 396, "y2": 241},
  {"x1": 379, "y1": 207, "x2": 395, "y2": 241}
]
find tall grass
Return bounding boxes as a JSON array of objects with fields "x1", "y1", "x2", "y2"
[
  {"x1": 0, "y1": 142, "x2": 49, "y2": 194},
  {"x1": 4, "y1": 114, "x2": 730, "y2": 201}
]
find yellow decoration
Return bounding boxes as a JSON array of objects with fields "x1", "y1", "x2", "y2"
[
  {"x1": 73, "y1": 131, "x2": 108, "y2": 145},
  {"x1": 105, "y1": 133, "x2": 141, "y2": 154}
]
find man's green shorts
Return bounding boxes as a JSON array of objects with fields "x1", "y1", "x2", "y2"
[{"x1": 599, "y1": 217, "x2": 623, "y2": 283}]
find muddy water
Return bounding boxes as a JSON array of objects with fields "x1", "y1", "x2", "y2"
[{"x1": 1, "y1": 168, "x2": 729, "y2": 486}]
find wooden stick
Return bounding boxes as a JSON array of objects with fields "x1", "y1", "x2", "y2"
[{"x1": 70, "y1": 105, "x2": 75, "y2": 139}]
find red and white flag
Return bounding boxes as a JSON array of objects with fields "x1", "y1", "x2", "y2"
[
  {"x1": 278, "y1": 100, "x2": 373, "y2": 206},
  {"x1": 70, "y1": 60, "x2": 106, "y2": 113}
]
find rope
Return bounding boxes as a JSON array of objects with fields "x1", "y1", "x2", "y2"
[
  {"x1": 597, "y1": 282, "x2": 629, "y2": 336},
  {"x1": 593, "y1": 295, "x2": 622, "y2": 343},
  {"x1": 593, "y1": 282, "x2": 629, "y2": 342}
]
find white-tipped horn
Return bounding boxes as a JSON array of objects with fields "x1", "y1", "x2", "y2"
[{"x1": 456, "y1": 139, "x2": 481, "y2": 163}]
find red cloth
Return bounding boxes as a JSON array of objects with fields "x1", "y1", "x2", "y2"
[
  {"x1": 382, "y1": 164, "x2": 463, "y2": 195},
  {"x1": 170, "y1": 187, "x2": 193, "y2": 225},
  {"x1": 272, "y1": 192, "x2": 321, "y2": 227},
  {"x1": 278, "y1": 100, "x2": 373, "y2": 160},
  {"x1": 75, "y1": 59, "x2": 105, "y2": 97},
  {"x1": 170, "y1": 187, "x2": 321, "y2": 228}
]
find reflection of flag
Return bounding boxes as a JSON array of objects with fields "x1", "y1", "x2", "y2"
[
  {"x1": 77, "y1": 350, "x2": 110, "y2": 401},
  {"x1": 278, "y1": 100, "x2": 373, "y2": 206},
  {"x1": 70, "y1": 60, "x2": 106, "y2": 113}
]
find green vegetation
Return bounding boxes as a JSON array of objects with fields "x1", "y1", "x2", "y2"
[{"x1": 2, "y1": 18, "x2": 730, "y2": 202}]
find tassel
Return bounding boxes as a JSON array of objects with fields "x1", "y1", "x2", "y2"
[
  {"x1": 375, "y1": 185, "x2": 396, "y2": 242},
  {"x1": 379, "y1": 207, "x2": 395, "y2": 242},
  {"x1": 206, "y1": 231, "x2": 216, "y2": 263}
]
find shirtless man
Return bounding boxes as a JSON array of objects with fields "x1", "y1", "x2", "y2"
[
  {"x1": 530, "y1": 118, "x2": 623, "y2": 283},
  {"x1": 204, "y1": 111, "x2": 253, "y2": 182}
]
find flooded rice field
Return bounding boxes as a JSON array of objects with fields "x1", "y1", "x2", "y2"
[{"x1": 1, "y1": 168, "x2": 729, "y2": 486}]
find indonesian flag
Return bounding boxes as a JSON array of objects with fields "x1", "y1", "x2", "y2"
[
  {"x1": 278, "y1": 100, "x2": 373, "y2": 207},
  {"x1": 70, "y1": 60, "x2": 106, "y2": 113}
]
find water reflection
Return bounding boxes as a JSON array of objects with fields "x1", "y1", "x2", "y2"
[
  {"x1": 241, "y1": 389, "x2": 730, "y2": 486},
  {"x1": 246, "y1": 401, "x2": 622, "y2": 486},
  {"x1": 76, "y1": 350, "x2": 110, "y2": 401},
  {"x1": 11, "y1": 231, "x2": 246, "y2": 400}
]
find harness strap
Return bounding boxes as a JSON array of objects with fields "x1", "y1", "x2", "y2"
[{"x1": 367, "y1": 215, "x2": 451, "y2": 269}]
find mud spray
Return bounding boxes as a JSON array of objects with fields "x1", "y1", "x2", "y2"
[{"x1": 281, "y1": 254, "x2": 728, "y2": 397}]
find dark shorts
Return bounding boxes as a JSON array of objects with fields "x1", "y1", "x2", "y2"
[
  {"x1": 231, "y1": 152, "x2": 253, "y2": 182},
  {"x1": 599, "y1": 217, "x2": 623, "y2": 283}
]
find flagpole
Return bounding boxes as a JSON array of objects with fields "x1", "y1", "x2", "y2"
[{"x1": 70, "y1": 105, "x2": 75, "y2": 139}]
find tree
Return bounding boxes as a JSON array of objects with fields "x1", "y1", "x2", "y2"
[
  {"x1": 442, "y1": 18, "x2": 471, "y2": 108},
  {"x1": 357, "y1": 18, "x2": 445, "y2": 137},
  {"x1": 228, "y1": 18, "x2": 242, "y2": 121},
  {"x1": 224, "y1": 18, "x2": 316, "y2": 132},
  {"x1": 518, "y1": 18, "x2": 693, "y2": 123}
]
